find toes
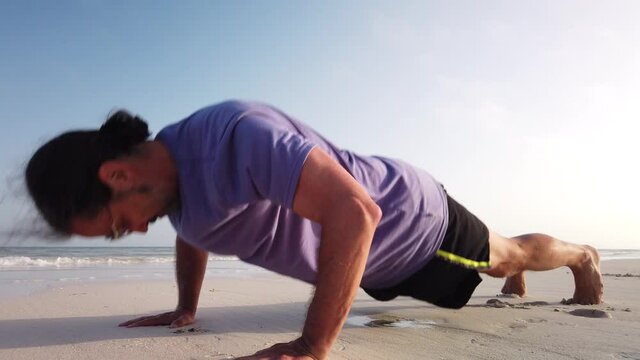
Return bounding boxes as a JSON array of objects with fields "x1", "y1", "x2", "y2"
[{"x1": 562, "y1": 295, "x2": 603, "y2": 305}]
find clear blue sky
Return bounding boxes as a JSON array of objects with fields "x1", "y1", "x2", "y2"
[{"x1": 1, "y1": 1, "x2": 638, "y2": 248}]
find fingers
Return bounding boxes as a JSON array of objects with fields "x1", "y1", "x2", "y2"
[
  {"x1": 118, "y1": 315, "x2": 154, "y2": 327},
  {"x1": 118, "y1": 311, "x2": 173, "y2": 327},
  {"x1": 124, "y1": 315, "x2": 168, "y2": 327},
  {"x1": 120, "y1": 310, "x2": 195, "y2": 328},
  {"x1": 234, "y1": 343, "x2": 300, "y2": 360}
]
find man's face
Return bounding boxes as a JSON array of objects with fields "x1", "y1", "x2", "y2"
[
  {"x1": 69, "y1": 146, "x2": 179, "y2": 240},
  {"x1": 70, "y1": 187, "x2": 175, "y2": 239}
]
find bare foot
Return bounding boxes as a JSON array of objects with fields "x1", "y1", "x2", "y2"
[
  {"x1": 501, "y1": 271, "x2": 527, "y2": 297},
  {"x1": 567, "y1": 246, "x2": 604, "y2": 305}
]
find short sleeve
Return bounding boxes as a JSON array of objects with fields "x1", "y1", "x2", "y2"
[{"x1": 228, "y1": 114, "x2": 316, "y2": 208}]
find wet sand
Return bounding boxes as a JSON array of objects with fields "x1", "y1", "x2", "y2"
[{"x1": 0, "y1": 260, "x2": 638, "y2": 359}]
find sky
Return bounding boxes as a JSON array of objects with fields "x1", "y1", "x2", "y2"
[{"x1": 0, "y1": 0, "x2": 638, "y2": 249}]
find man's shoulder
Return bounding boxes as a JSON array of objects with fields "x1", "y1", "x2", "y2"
[
  {"x1": 157, "y1": 100, "x2": 251, "y2": 136},
  {"x1": 196, "y1": 99, "x2": 279, "y2": 116},
  {"x1": 155, "y1": 100, "x2": 274, "y2": 157},
  {"x1": 184, "y1": 99, "x2": 254, "y2": 122}
]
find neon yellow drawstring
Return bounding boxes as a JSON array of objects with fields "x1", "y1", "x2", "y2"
[{"x1": 436, "y1": 249, "x2": 491, "y2": 270}]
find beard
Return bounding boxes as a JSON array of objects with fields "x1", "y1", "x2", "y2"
[
  {"x1": 161, "y1": 195, "x2": 181, "y2": 217},
  {"x1": 138, "y1": 184, "x2": 180, "y2": 219}
]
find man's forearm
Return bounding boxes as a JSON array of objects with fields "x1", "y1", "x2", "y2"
[
  {"x1": 301, "y1": 198, "x2": 381, "y2": 358},
  {"x1": 176, "y1": 236, "x2": 209, "y2": 314}
]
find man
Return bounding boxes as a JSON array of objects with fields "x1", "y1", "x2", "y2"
[{"x1": 26, "y1": 100, "x2": 603, "y2": 360}]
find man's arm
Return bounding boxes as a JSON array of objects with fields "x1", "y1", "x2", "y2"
[
  {"x1": 290, "y1": 147, "x2": 380, "y2": 359},
  {"x1": 236, "y1": 147, "x2": 380, "y2": 360},
  {"x1": 238, "y1": 147, "x2": 381, "y2": 360},
  {"x1": 175, "y1": 236, "x2": 209, "y2": 318},
  {"x1": 119, "y1": 236, "x2": 209, "y2": 328}
]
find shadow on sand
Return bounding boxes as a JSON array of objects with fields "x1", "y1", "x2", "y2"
[{"x1": 0, "y1": 300, "x2": 425, "y2": 349}]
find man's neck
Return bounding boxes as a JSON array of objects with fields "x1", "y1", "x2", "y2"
[{"x1": 137, "y1": 141, "x2": 180, "y2": 199}]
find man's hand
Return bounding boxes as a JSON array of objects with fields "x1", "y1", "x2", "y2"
[
  {"x1": 234, "y1": 338, "x2": 320, "y2": 360},
  {"x1": 118, "y1": 307, "x2": 195, "y2": 328},
  {"x1": 118, "y1": 237, "x2": 208, "y2": 329}
]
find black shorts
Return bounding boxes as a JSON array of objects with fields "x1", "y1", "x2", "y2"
[{"x1": 363, "y1": 194, "x2": 491, "y2": 309}]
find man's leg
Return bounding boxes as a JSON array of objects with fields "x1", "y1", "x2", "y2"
[{"x1": 480, "y1": 232, "x2": 604, "y2": 305}]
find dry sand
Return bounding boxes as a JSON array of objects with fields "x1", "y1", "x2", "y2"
[{"x1": 1, "y1": 260, "x2": 639, "y2": 360}]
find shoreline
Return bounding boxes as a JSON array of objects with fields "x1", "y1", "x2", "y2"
[
  {"x1": 0, "y1": 260, "x2": 266, "y2": 302},
  {"x1": 0, "y1": 259, "x2": 638, "y2": 359}
]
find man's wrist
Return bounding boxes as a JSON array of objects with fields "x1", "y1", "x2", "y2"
[
  {"x1": 175, "y1": 304, "x2": 196, "y2": 315},
  {"x1": 298, "y1": 334, "x2": 329, "y2": 360}
]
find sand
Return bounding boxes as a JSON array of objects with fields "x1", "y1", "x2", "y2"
[{"x1": 1, "y1": 260, "x2": 639, "y2": 360}]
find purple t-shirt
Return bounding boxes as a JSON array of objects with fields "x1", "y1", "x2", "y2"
[{"x1": 155, "y1": 100, "x2": 448, "y2": 289}]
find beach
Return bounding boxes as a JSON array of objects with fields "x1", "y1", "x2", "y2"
[{"x1": 0, "y1": 251, "x2": 639, "y2": 359}]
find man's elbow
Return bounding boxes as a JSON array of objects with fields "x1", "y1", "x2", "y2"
[
  {"x1": 365, "y1": 199, "x2": 382, "y2": 228},
  {"x1": 323, "y1": 194, "x2": 382, "y2": 231},
  {"x1": 354, "y1": 197, "x2": 382, "y2": 231}
]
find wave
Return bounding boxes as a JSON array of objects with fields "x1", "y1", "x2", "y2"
[
  {"x1": 599, "y1": 249, "x2": 640, "y2": 261},
  {"x1": 0, "y1": 255, "x2": 237, "y2": 268},
  {"x1": 1, "y1": 248, "x2": 637, "y2": 269}
]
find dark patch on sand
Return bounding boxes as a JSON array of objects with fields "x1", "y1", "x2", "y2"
[
  {"x1": 365, "y1": 317, "x2": 434, "y2": 329},
  {"x1": 366, "y1": 319, "x2": 397, "y2": 327},
  {"x1": 603, "y1": 273, "x2": 640, "y2": 278},
  {"x1": 172, "y1": 327, "x2": 211, "y2": 334},
  {"x1": 568, "y1": 309, "x2": 612, "y2": 318}
]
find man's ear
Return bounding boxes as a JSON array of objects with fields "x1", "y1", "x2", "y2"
[{"x1": 98, "y1": 160, "x2": 136, "y2": 192}]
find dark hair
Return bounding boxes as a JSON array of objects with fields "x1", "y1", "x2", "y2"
[{"x1": 25, "y1": 110, "x2": 151, "y2": 234}]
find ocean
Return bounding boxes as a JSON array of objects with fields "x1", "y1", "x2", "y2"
[
  {"x1": 0, "y1": 247, "x2": 638, "y2": 301},
  {"x1": 2, "y1": 247, "x2": 638, "y2": 269},
  {"x1": 0, "y1": 247, "x2": 263, "y2": 301}
]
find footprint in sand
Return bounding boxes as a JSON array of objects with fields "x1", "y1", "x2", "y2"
[
  {"x1": 485, "y1": 299, "x2": 550, "y2": 309},
  {"x1": 346, "y1": 315, "x2": 435, "y2": 329},
  {"x1": 568, "y1": 309, "x2": 612, "y2": 319},
  {"x1": 487, "y1": 299, "x2": 613, "y2": 318},
  {"x1": 617, "y1": 352, "x2": 640, "y2": 360},
  {"x1": 508, "y1": 320, "x2": 528, "y2": 330},
  {"x1": 521, "y1": 301, "x2": 550, "y2": 306},
  {"x1": 486, "y1": 299, "x2": 509, "y2": 308}
]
